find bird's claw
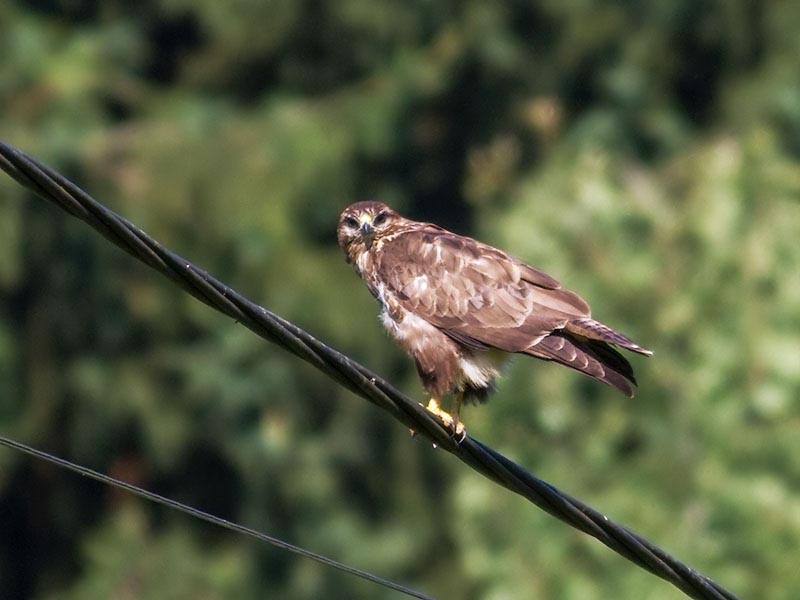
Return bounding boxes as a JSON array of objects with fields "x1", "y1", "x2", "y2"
[{"x1": 421, "y1": 399, "x2": 467, "y2": 443}]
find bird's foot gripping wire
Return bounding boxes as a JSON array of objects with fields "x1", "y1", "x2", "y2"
[{"x1": 420, "y1": 398, "x2": 466, "y2": 443}]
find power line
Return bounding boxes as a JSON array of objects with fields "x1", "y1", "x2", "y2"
[
  {"x1": 0, "y1": 141, "x2": 739, "y2": 600},
  {"x1": 0, "y1": 434, "x2": 434, "y2": 600}
]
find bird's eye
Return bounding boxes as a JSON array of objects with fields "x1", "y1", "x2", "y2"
[
  {"x1": 344, "y1": 216, "x2": 359, "y2": 228},
  {"x1": 373, "y1": 212, "x2": 388, "y2": 226}
]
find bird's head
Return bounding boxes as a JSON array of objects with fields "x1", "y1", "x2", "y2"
[{"x1": 337, "y1": 201, "x2": 401, "y2": 262}]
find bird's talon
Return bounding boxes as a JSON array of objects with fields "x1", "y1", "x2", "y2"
[
  {"x1": 447, "y1": 418, "x2": 467, "y2": 443},
  {"x1": 421, "y1": 399, "x2": 466, "y2": 440}
]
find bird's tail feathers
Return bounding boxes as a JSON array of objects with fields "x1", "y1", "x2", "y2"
[
  {"x1": 566, "y1": 317, "x2": 652, "y2": 356},
  {"x1": 524, "y1": 332, "x2": 637, "y2": 397}
]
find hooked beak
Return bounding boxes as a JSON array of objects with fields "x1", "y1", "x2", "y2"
[{"x1": 359, "y1": 222, "x2": 376, "y2": 250}]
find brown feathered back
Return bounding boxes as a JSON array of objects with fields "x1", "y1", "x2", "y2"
[{"x1": 375, "y1": 229, "x2": 590, "y2": 350}]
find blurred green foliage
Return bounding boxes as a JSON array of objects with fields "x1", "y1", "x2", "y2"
[{"x1": 1, "y1": 1, "x2": 799, "y2": 598}]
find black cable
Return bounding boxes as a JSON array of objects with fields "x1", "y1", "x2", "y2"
[
  {"x1": 0, "y1": 141, "x2": 739, "y2": 600},
  {"x1": 0, "y1": 435, "x2": 434, "y2": 600}
]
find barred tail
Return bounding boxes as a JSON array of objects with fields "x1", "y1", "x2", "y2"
[
  {"x1": 566, "y1": 317, "x2": 653, "y2": 356},
  {"x1": 524, "y1": 331, "x2": 639, "y2": 397}
]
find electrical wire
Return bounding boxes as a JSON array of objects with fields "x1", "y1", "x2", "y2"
[
  {"x1": 0, "y1": 434, "x2": 434, "y2": 600},
  {"x1": 0, "y1": 141, "x2": 739, "y2": 600}
]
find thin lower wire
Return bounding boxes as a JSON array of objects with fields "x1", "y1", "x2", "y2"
[{"x1": 0, "y1": 434, "x2": 434, "y2": 600}]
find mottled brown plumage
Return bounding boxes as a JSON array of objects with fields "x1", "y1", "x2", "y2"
[{"x1": 337, "y1": 201, "x2": 651, "y2": 432}]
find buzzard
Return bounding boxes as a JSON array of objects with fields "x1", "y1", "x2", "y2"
[{"x1": 337, "y1": 201, "x2": 651, "y2": 436}]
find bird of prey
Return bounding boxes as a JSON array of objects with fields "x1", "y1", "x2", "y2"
[{"x1": 337, "y1": 201, "x2": 651, "y2": 436}]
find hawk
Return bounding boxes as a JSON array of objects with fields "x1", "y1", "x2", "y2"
[{"x1": 337, "y1": 201, "x2": 651, "y2": 436}]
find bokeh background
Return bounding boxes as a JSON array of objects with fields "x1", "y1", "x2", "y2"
[{"x1": 1, "y1": 2, "x2": 799, "y2": 599}]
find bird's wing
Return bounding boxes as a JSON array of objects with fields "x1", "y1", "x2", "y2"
[{"x1": 376, "y1": 227, "x2": 591, "y2": 352}]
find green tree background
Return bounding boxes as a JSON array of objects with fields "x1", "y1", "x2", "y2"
[{"x1": 1, "y1": 1, "x2": 799, "y2": 598}]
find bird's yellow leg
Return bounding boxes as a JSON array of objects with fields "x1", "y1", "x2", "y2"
[
  {"x1": 423, "y1": 396, "x2": 466, "y2": 439},
  {"x1": 451, "y1": 392, "x2": 464, "y2": 431}
]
